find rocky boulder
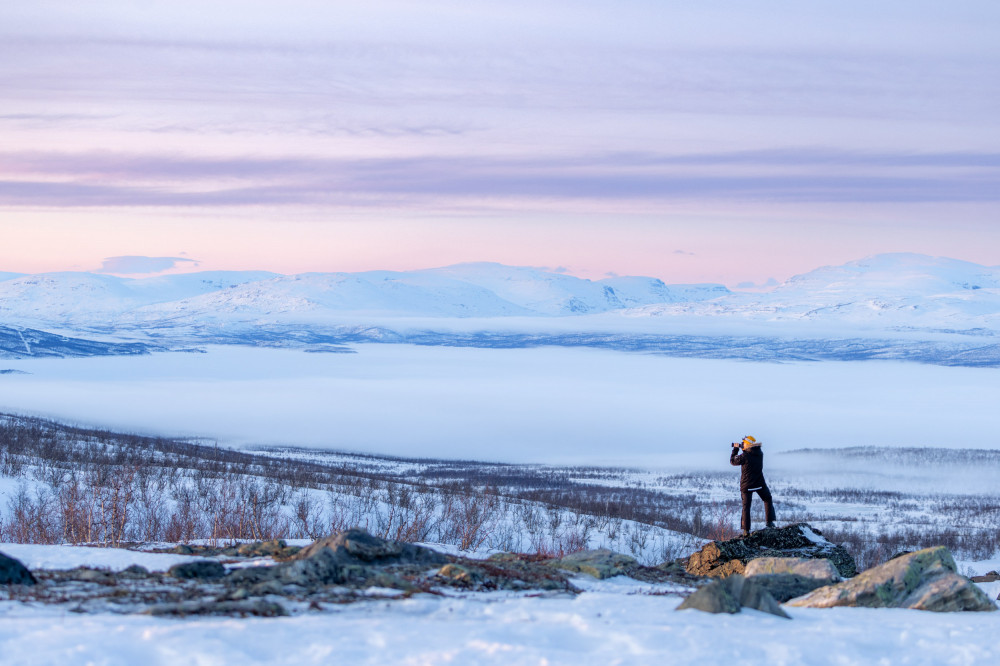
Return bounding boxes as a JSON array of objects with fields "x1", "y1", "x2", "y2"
[
  {"x1": 294, "y1": 528, "x2": 447, "y2": 567},
  {"x1": 787, "y1": 546, "x2": 997, "y2": 612},
  {"x1": 549, "y1": 549, "x2": 637, "y2": 579},
  {"x1": 0, "y1": 550, "x2": 36, "y2": 586},
  {"x1": 686, "y1": 524, "x2": 856, "y2": 579},
  {"x1": 676, "y1": 574, "x2": 789, "y2": 618}
]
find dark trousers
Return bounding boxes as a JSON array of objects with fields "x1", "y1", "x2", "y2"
[{"x1": 741, "y1": 484, "x2": 775, "y2": 533}]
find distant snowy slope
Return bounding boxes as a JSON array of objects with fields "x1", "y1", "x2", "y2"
[
  {"x1": 0, "y1": 270, "x2": 279, "y2": 326},
  {"x1": 628, "y1": 253, "x2": 1000, "y2": 330},
  {"x1": 598, "y1": 275, "x2": 729, "y2": 307},
  {"x1": 128, "y1": 270, "x2": 534, "y2": 321},
  {"x1": 425, "y1": 263, "x2": 627, "y2": 314}
]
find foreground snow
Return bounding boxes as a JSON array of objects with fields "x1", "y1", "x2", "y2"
[
  {"x1": 1, "y1": 544, "x2": 998, "y2": 665},
  {"x1": 1, "y1": 580, "x2": 999, "y2": 665}
]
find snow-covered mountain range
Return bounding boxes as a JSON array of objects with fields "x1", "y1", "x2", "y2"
[
  {"x1": 0, "y1": 262, "x2": 729, "y2": 326},
  {"x1": 1, "y1": 254, "x2": 999, "y2": 365}
]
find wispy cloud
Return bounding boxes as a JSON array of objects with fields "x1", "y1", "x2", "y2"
[{"x1": 95, "y1": 255, "x2": 198, "y2": 274}]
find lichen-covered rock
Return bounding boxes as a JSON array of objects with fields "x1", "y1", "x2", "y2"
[
  {"x1": 437, "y1": 563, "x2": 480, "y2": 585},
  {"x1": 686, "y1": 524, "x2": 856, "y2": 579},
  {"x1": 0, "y1": 550, "x2": 36, "y2": 586},
  {"x1": 676, "y1": 574, "x2": 789, "y2": 618},
  {"x1": 744, "y1": 557, "x2": 841, "y2": 582},
  {"x1": 549, "y1": 549, "x2": 637, "y2": 579},
  {"x1": 788, "y1": 546, "x2": 997, "y2": 612},
  {"x1": 168, "y1": 560, "x2": 226, "y2": 580},
  {"x1": 235, "y1": 539, "x2": 301, "y2": 561}
]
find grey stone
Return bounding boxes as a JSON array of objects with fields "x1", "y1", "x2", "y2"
[
  {"x1": 149, "y1": 599, "x2": 287, "y2": 617},
  {"x1": 676, "y1": 574, "x2": 789, "y2": 618},
  {"x1": 168, "y1": 560, "x2": 226, "y2": 580},
  {"x1": 686, "y1": 523, "x2": 856, "y2": 579},
  {"x1": 0, "y1": 550, "x2": 36, "y2": 586},
  {"x1": 550, "y1": 549, "x2": 637, "y2": 579},
  {"x1": 788, "y1": 546, "x2": 997, "y2": 612}
]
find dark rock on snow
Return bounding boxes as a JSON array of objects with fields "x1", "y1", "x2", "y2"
[
  {"x1": 169, "y1": 560, "x2": 227, "y2": 580},
  {"x1": 0, "y1": 550, "x2": 36, "y2": 586},
  {"x1": 788, "y1": 546, "x2": 997, "y2": 612},
  {"x1": 676, "y1": 574, "x2": 789, "y2": 618},
  {"x1": 686, "y1": 523, "x2": 856, "y2": 579}
]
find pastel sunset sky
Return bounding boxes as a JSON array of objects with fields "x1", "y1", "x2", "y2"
[{"x1": 2, "y1": 1, "x2": 998, "y2": 286}]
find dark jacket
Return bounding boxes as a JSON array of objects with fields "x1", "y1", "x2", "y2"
[{"x1": 730, "y1": 446, "x2": 767, "y2": 491}]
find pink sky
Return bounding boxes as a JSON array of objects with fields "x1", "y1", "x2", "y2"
[{"x1": 2, "y1": 2, "x2": 999, "y2": 286}]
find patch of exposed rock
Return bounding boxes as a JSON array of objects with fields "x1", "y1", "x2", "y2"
[
  {"x1": 676, "y1": 574, "x2": 789, "y2": 618},
  {"x1": 788, "y1": 546, "x2": 997, "y2": 612},
  {"x1": 685, "y1": 524, "x2": 856, "y2": 579}
]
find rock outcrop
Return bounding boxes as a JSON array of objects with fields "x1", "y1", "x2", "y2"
[
  {"x1": 685, "y1": 524, "x2": 856, "y2": 579},
  {"x1": 676, "y1": 574, "x2": 789, "y2": 618},
  {"x1": 0, "y1": 550, "x2": 36, "y2": 586},
  {"x1": 787, "y1": 546, "x2": 997, "y2": 612}
]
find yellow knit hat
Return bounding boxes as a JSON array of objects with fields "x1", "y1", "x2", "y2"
[{"x1": 742, "y1": 435, "x2": 761, "y2": 448}]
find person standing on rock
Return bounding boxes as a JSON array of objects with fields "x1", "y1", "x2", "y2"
[{"x1": 730, "y1": 435, "x2": 776, "y2": 536}]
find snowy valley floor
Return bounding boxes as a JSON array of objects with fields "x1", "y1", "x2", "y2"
[{"x1": 1, "y1": 544, "x2": 999, "y2": 666}]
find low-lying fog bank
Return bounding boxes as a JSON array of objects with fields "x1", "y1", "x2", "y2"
[{"x1": 1, "y1": 345, "x2": 998, "y2": 466}]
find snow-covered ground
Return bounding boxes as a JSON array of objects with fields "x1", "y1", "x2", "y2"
[
  {"x1": 1, "y1": 544, "x2": 998, "y2": 666},
  {"x1": 2, "y1": 345, "x2": 1000, "y2": 465}
]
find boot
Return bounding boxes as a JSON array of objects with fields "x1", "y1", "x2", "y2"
[{"x1": 766, "y1": 522, "x2": 775, "y2": 529}]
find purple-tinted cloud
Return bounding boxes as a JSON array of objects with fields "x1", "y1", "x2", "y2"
[
  {"x1": 1, "y1": 149, "x2": 999, "y2": 207},
  {"x1": 95, "y1": 255, "x2": 198, "y2": 274}
]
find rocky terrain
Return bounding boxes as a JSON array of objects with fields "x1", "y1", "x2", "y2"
[{"x1": 2, "y1": 524, "x2": 995, "y2": 620}]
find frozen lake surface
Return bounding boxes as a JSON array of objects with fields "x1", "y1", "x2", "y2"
[{"x1": 1, "y1": 345, "x2": 998, "y2": 466}]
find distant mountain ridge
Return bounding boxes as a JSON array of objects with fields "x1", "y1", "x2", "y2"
[{"x1": 2, "y1": 254, "x2": 1000, "y2": 367}]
